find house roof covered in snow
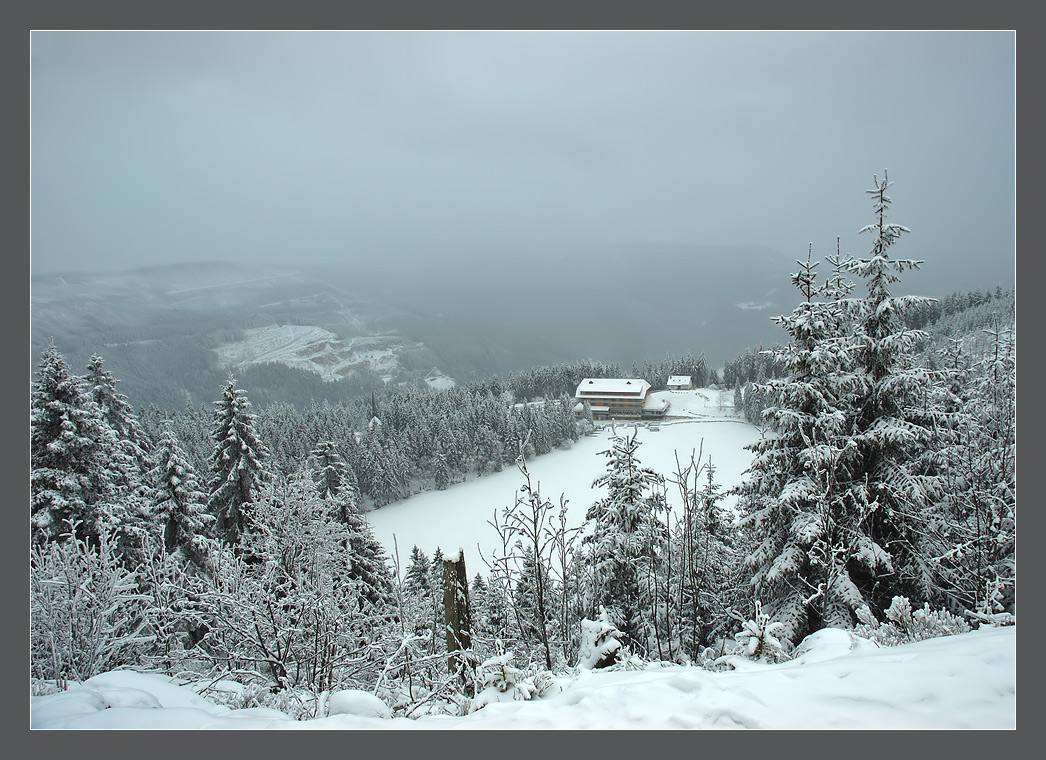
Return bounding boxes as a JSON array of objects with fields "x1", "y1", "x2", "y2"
[
  {"x1": 575, "y1": 378, "x2": 652, "y2": 398},
  {"x1": 644, "y1": 395, "x2": 670, "y2": 411},
  {"x1": 668, "y1": 375, "x2": 692, "y2": 385}
]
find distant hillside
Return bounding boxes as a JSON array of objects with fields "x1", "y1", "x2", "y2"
[{"x1": 38, "y1": 246, "x2": 996, "y2": 412}]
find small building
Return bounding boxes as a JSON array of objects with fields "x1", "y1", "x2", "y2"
[
  {"x1": 575, "y1": 378, "x2": 665, "y2": 420},
  {"x1": 642, "y1": 394, "x2": 670, "y2": 420},
  {"x1": 667, "y1": 375, "x2": 693, "y2": 391}
]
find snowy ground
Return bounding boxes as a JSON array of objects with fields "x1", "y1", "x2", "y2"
[
  {"x1": 366, "y1": 388, "x2": 763, "y2": 571},
  {"x1": 30, "y1": 625, "x2": 1016, "y2": 729}
]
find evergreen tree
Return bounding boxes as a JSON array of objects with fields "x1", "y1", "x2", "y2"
[
  {"x1": 308, "y1": 440, "x2": 393, "y2": 608},
  {"x1": 404, "y1": 545, "x2": 432, "y2": 595},
  {"x1": 428, "y1": 547, "x2": 446, "y2": 653},
  {"x1": 85, "y1": 354, "x2": 149, "y2": 454},
  {"x1": 835, "y1": 171, "x2": 939, "y2": 613},
  {"x1": 344, "y1": 509, "x2": 395, "y2": 610},
  {"x1": 513, "y1": 552, "x2": 553, "y2": 660},
  {"x1": 309, "y1": 441, "x2": 356, "y2": 522},
  {"x1": 31, "y1": 345, "x2": 139, "y2": 546},
  {"x1": 583, "y1": 429, "x2": 669, "y2": 655},
  {"x1": 432, "y1": 441, "x2": 452, "y2": 491},
  {"x1": 735, "y1": 245, "x2": 860, "y2": 647},
  {"x1": 206, "y1": 377, "x2": 272, "y2": 546},
  {"x1": 470, "y1": 572, "x2": 512, "y2": 647},
  {"x1": 736, "y1": 173, "x2": 943, "y2": 646},
  {"x1": 147, "y1": 421, "x2": 213, "y2": 565}
]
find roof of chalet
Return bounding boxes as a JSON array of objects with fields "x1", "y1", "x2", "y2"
[
  {"x1": 667, "y1": 375, "x2": 692, "y2": 384},
  {"x1": 575, "y1": 378, "x2": 653, "y2": 397}
]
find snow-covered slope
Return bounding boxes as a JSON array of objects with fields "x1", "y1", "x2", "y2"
[
  {"x1": 30, "y1": 625, "x2": 1016, "y2": 729},
  {"x1": 213, "y1": 324, "x2": 431, "y2": 384}
]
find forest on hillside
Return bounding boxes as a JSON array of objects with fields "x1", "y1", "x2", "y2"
[{"x1": 30, "y1": 177, "x2": 1015, "y2": 719}]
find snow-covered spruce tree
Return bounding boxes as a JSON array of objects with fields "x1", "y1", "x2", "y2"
[
  {"x1": 206, "y1": 376, "x2": 272, "y2": 547},
  {"x1": 309, "y1": 440, "x2": 355, "y2": 522},
  {"x1": 582, "y1": 428, "x2": 669, "y2": 656},
  {"x1": 31, "y1": 345, "x2": 143, "y2": 548},
  {"x1": 734, "y1": 600, "x2": 787, "y2": 664},
  {"x1": 404, "y1": 545, "x2": 432, "y2": 596},
  {"x1": 359, "y1": 427, "x2": 410, "y2": 507},
  {"x1": 432, "y1": 441, "x2": 452, "y2": 491},
  {"x1": 470, "y1": 572, "x2": 514, "y2": 647},
  {"x1": 309, "y1": 440, "x2": 394, "y2": 609},
  {"x1": 834, "y1": 171, "x2": 940, "y2": 614},
  {"x1": 734, "y1": 244, "x2": 861, "y2": 648},
  {"x1": 85, "y1": 354, "x2": 150, "y2": 459},
  {"x1": 306, "y1": 439, "x2": 394, "y2": 609},
  {"x1": 85, "y1": 356, "x2": 161, "y2": 561},
  {"x1": 146, "y1": 421, "x2": 214, "y2": 566}
]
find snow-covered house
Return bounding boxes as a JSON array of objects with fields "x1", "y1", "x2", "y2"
[
  {"x1": 667, "y1": 375, "x2": 693, "y2": 391},
  {"x1": 574, "y1": 378, "x2": 653, "y2": 420}
]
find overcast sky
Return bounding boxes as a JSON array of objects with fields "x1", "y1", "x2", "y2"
[{"x1": 29, "y1": 30, "x2": 1015, "y2": 290}]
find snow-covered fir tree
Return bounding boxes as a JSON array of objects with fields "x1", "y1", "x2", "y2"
[
  {"x1": 308, "y1": 440, "x2": 394, "y2": 609},
  {"x1": 734, "y1": 600, "x2": 787, "y2": 664},
  {"x1": 31, "y1": 345, "x2": 144, "y2": 548},
  {"x1": 834, "y1": 171, "x2": 940, "y2": 614},
  {"x1": 737, "y1": 173, "x2": 943, "y2": 646},
  {"x1": 146, "y1": 421, "x2": 214, "y2": 565},
  {"x1": 735, "y1": 244, "x2": 863, "y2": 647},
  {"x1": 85, "y1": 354, "x2": 150, "y2": 455},
  {"x1": 309, "y1": 440, "x2": 356, "y2": 523},
  {"x1": 206, "y1": 376, "x2": 272, "y2": 547},
  {"x1": 583, "y1": 428, "x2": 669, "y2": 656},
  {"x1": 404, "y1": 545, "x2": 432, "y2": 595}
]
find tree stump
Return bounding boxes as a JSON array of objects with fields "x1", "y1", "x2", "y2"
[{"x1": 442, "y1": 550, "x2": 473, "y2": 683}]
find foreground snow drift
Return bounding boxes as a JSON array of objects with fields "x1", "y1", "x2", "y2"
[{"x1": 31, "y1": 626, "x2": 1015, "y2": 730}]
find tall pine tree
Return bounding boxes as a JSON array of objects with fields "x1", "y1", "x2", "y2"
[
  {"x1": 583, "y1": 429, "x2": 668, "y2": 655},
  {"x1": 31, "y1": 345, "x2": 139, "y2": 546},
  {"x1": 836, "y1": 171, "x2": 939, "y2": 614},
  {"x1": 148, "y1": 421, "x2": 213, "y2": 565},
  {"x1": 207, "y1": 376, "x2": 272, "y2": 546},
  {"x1": 309, "y1": 440, "x2": 394, "y2": 609},
  {"x1": 735, "y1": 245, "x2": 861, "y2": 647}
]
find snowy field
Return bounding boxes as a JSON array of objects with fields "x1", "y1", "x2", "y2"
[
  {"x1": 30, "y1": 625, "x2": 1015, "y2": 729},
  {"x1": 366, "y1": 388, "x2": 763, "y2": 571}
]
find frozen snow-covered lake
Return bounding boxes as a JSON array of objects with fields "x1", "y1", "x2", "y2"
[{"x1": 366, "y1": 388, "x2": 764, "y2": 570}]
